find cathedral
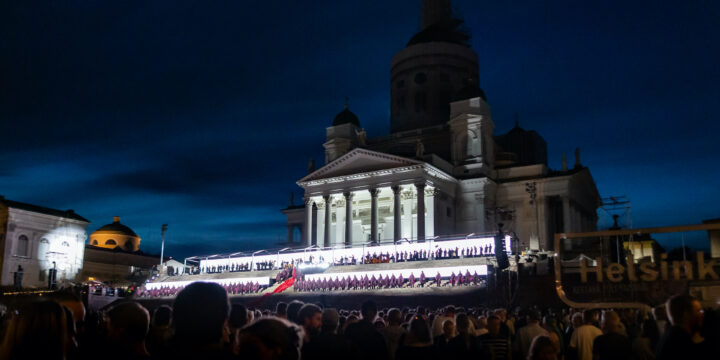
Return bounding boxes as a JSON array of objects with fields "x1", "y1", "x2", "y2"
[{"x1": 283, "y1": 0, "x2": 600, "y2": 252}]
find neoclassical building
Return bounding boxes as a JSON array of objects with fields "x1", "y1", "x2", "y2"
[
  {"x1": 0, "y1": 196, "x2": 90, "y2": 288},
  {"x1": 283, "y1": 0, "x2": 600, "y2": 251}
]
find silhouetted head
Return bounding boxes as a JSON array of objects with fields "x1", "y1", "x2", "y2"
[
  {"x1": 361, "y1": 300, "x2": 378, "y2": 322},
  {"x1": 106, "y1": 302, "x2": 150, "y2": 345},
  {"x1": 173, "y1": 282, "x2": 229, "y2": 345}
]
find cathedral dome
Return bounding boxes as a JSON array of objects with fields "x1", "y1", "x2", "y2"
[
  {"x1": 333, "y1": 104, "x2": 360, "y2": 127},
  {"x1": 453, "y1": 84, "x2": 487, "y2": 102},
  {"x1": 89, "y1": 216, "x2": 141, "y2": 252}
]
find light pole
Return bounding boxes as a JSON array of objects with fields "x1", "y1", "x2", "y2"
[
  {"x1": 525, "y1": 182, "x2": 539, "y2": 250},
  {"x1": 159, "y1": 224, "x2": 168, "y2": 273}
]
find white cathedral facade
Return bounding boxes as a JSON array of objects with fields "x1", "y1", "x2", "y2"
[{"x1": 283, "y1": 0, "x2": 600, "y2": 252}]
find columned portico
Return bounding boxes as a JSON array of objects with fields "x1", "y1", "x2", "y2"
[
  {"x1": 369, "y1": 188, "x2": 379, "y2": 243},
  {"x1": 344, "y1": 192, "x2": 353, "y2": 245},
  {"x1": 416, "y1": 183, "x2": 425, "y2": 240},
  {"x1": 392, "y1": 186, "x2": 401, "y2": 241}
]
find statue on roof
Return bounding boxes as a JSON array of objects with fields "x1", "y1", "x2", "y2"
[
  {"x1": 415, "y1": 139, "x2": 425, "y2": 158},
  {"x1": 308, "y1": 159, "x2": 315, "y2": 174}
]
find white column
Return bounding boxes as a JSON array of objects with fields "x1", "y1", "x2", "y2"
[
  {"x1": 344, "y1": 192, "x2": 353, "y2": 245},
  {"x1": 416, "y1": 183, "x2": 425, "y2": 240},
  {"x1": 402, "y1": 190, "x2": 413, "y2": 239},
  {"x1": 392, "y1": 186, "x2": 402, "y2": 241},
  {"x1": 335, "y1": 197, "x2": 345, "y2": 246},
  {"x1": 323, "y1": 195, "x2": 331, "y2": 247},
  {"x1": 562, "y1": 196, "x2": 571, "y2": 233},
  {"x1": 304, "y1": 199, "x2": 313, "y2": 247},
  {"x1": 369, "y1": 188, "x2": 379, "y2": 243},
  {"x1": 425, "y1": 187, "x2": 435, "y2": 238}
]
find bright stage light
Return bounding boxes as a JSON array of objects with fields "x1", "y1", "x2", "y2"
[
  {"x1": 197, "y1": 234, "x2": 512, "y2": 272},
  {"x1": 303, "y1": 264, "x2": 488, "y2": 282},
  {"x1": 144, "y1": 276, "x2": 270, "y2": 290}
]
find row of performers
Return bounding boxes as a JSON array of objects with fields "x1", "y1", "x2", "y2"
[
  {"x1": 293, "y1": 270, "x2": 483, "y2": 292},
  {"x1": 200, "y1": 260, "x2": 277, "y2": 274},
  {"x1": 357, "y1": 245, "x2": 496, "y2": 265},
  {"x1": 138, "y1": 280, "x2": 268, "y2": 298}
]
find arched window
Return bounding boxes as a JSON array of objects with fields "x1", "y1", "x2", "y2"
[
  {"x1": 16, "y1": 235, "x2": 29, "y2": 257},
  {"x1": 92, "y1": 240, "x2": 99, "y2": 246},
  {"x1": 61, "y1": 241, "x2": 70, "y2": 247},
  {"x1": 105, "y1": 239, "x2": 117, "y2": 246},
  {"x1": 40, "y1": 238, "x2": 49, "y2": 244}
]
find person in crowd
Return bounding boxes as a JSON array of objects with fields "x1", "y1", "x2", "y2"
[
  {"x1": 302, "y1": 308, "x2": 351, "y2": 360},
  {"x1": 276, "y1": 302, "x2": 288, "y2": 319},
  {"x1": 166, "y1": 281, "x2": 232, "y2": 360},
  {"x1": 475, "y1": 315, "x2": 489, "y2": 336},
  {"x1": 541, "y1": 315, "x2": 563, "y2": 358},
  {"x1": 287, "y1": 300, "x2": 305, "y2": 324},
  {"x1": 448, "y1": 313, "x2": 489, "y2": 360},
  {"x1": 228, "y1": 304, "x2": 249, "y2": 352},
  {"x1": 514, "y1": 310, "x2": 548, "y2": 360},
  {"x1": 479, "y1": 315, "x2": 512, "y2": 360},
  {"x1": 699, "y1": 307, "x2": 720, "y2": 355},
  {"x1": 564, "y1": 312, "x2": 583, "y2": 353},
  {"x1": 298, "y1": 304, "x2": 323, "y2": 343},
  {"x1": 432, "y1": 305, "x2": 456, "y2": 337},
  {"x1": 104, "y1": 301, "x2": 152, "y2": 360},
  {"x1": 147, "y1": 305, "x2": 173, "y2": 358},
  {"x1": 53, "y1": 291, "x2": 87, "y2": 337},
  {"x1": 655, "y1": 294, "x2": 704, "y2": 360},
  {"x1": 433, "y1": 319, "x2": 455, "y2": 351},
  {"x1": 652, "y1": 306, "x2": 668, "y2": 338},
  {"x1": 528, "y1": 335, "x2": 559, "y2": 360},
  {"x1": 345, "y1": 300, "x2": 388, "y2": 360},
  {"x1": 632, "y1": 317, "x2": 659, "y2": 360},
  {"x1": 592, "y1": 310, "x2": 631, "y2": 360},
  {"x1": 382, "y1": 308, "x2": 406, "y2": 360},
  {"x1": 236, "y1": 317, "x2": 302, "y2": 360},
  {"x1": 396, "y1": 317, "x2": 438, "y2": 360},
  {"x1": 0, "y1": 300, "x2": 71, "y2": 360},
  {"x1": 568, "y1": 310, "x2": 603, "y2": 360}
]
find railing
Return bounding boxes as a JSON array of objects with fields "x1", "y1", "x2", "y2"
[{"x1": 187, "y1": 233, "x2": 512, "y2": 275}]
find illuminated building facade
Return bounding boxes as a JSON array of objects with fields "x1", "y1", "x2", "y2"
[
  {"x1": 0, "y1": 196, "x2": 89, "y2": 288},
  {"x1": 283, "y1": 0, "x2": 601, "y2": 251}
]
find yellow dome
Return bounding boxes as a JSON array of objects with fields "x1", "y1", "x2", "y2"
[{"x1": 89, "y1": 216, "x2": 141, "y2": 252}]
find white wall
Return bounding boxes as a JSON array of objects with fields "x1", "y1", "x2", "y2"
[{"x1": 2, "y1": 209, "x2": 88, "y2": 287}]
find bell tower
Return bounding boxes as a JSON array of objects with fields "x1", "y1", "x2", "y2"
[{"x1": 390, "y1": 0, "x2": 480, "y2": 133}]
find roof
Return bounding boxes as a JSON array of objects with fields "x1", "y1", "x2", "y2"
[
  {"x1": 92, "y1": 218, "x2": 139, "y2": 237},
  {"x1": 0, "y1": 197, "x2": 89, "y2": 222},
  {"x1": 333, "y1": 107, "x2": 360, "y2": 127},
  {"x1": 407, "y1": 18, "x2": 470, "y2": 47}
]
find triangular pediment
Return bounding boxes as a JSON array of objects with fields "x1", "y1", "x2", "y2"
[{"x1": 299, "y1": 148, "x2": 422, "y2": 182}]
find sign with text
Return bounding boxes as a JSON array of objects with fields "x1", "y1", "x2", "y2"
[{"x1": 554, "y1": 224, "x2": 720, "y2": 309}]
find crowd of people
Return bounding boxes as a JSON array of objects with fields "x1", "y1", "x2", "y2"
[
  {"x1": 137, "y1": 280, "x2": 267, "y2": 298},
  {"x1": 294, "y1": 271, "x2": 484, "y2": 292},
  {"x1": 1, "y1": 285, "x2": 717, "y2": 360}
]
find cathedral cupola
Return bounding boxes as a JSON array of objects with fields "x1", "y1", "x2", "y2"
[
  {"x1": 323, "y1": 99, "x2": 365, "y2": 163},
  {"x1": 390, "y1": 0, "x2": 480, "y2": 133},
  {"x1": 333, "y1": 102, "x2": 361, "y2": 127}
]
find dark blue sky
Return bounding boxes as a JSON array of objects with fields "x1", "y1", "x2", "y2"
[{"x1": 2, "y1": 0, "x2": 719, "y2": 258}]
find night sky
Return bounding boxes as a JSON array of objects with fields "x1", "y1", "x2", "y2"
[{"x1": 2, "y1": 1, "x2": 719, "y2": 259}]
